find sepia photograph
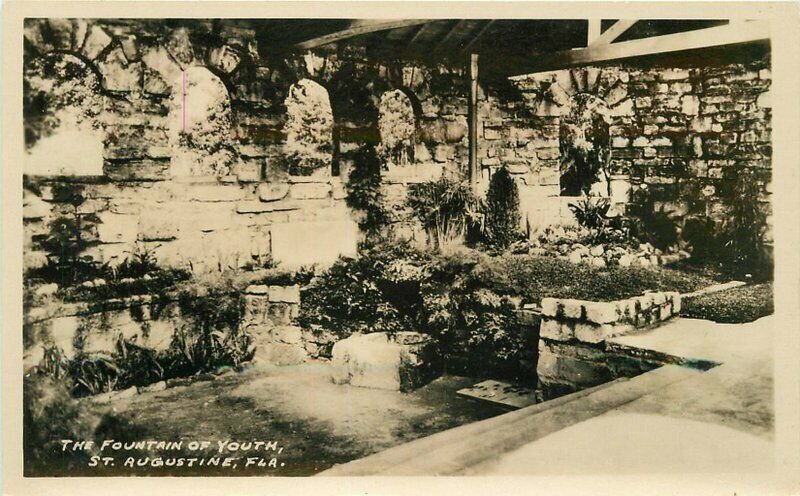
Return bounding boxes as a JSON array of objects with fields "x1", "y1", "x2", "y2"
[{"x1": 3, "y1": 2, "x2": 800, "y2": 493}]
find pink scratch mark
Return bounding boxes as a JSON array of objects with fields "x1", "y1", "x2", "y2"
[{"x1": 182, "y1": 69, "x2": 186, "y2": 132}]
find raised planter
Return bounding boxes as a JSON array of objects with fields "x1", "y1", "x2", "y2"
[{"x1": 536, "y1": 291, "x2": 681, "y2": 393}]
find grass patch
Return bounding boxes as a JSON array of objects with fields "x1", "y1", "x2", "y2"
[
  {"x1": 459, "y1": 253, "x2": 719, "y2": 304},
  {"x1": 681, "y1": 282, "x2": 774, "y2": 323}
]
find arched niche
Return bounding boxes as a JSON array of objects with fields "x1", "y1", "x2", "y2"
[
  {"x1": 377, "y1": 89, "x2": 418, "y2": 166},
  {"x1": 24, "y1": 54, "x2": 105, "y2": 177},
  {"x1": 168, "y1": 66, "x2": 236, "y2": 178},
  {"x1": 282, "y1": 78, "x2": 334, "y2": 177}
]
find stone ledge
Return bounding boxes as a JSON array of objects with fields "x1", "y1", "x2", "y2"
[{"x1": 540, "y1": 290, "x2": 681, "y2": 329}]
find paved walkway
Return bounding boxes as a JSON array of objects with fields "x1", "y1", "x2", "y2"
[{"x1": 470, "y1": 316, "x2": 776, "y2": 475}]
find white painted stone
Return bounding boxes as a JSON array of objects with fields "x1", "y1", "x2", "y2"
[
  {"x1": 289, "y1": 182, "x2": 331, "y2": 200},
  {"x1": 270, "y1": 325, "x2": 303, "y2": 345},
  {"x1": 81, "y1": 25, "x2": 112, "y2": 60}
]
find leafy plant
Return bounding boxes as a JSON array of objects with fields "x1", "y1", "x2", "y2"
[
  {"x1": 36, "y1": 183, "x2": 102, "y2": 285},
  {"x1": 718, "y1": 166, "x2": 772, "y2": 280},
  {"x1": 297, "y1": 239, "x2": 426, "y2": 338},
  {"x1": 559, "y1": 99, "x2": 612, "y2": 196},
  {"x1": 627, "y1": 188, "x2": 680, "y2": 251},
  {"x1": 23, "y1": 374, "x2": 100, "y2": 476},
  {"x1": 346, "y1": 145, "x2": 390, "y2": 240},
  {"x1": 406, "y1": 176, "x2": 480, "y2": 253},
  {"x1": 569, "y1": 196, "x2": 612, "y2": 230},
  {"x1": 70, "y1": 354, "x2": 119, "y2": 397},
  {"x1": 483, "y1": 166, "x2": 522, "y2": 250},
  {"x1": 164, "y1": 275, "x2": 253, "y2": 376},
  {"x1": 114, "y1": 336, "x2": 164, "y2": 389}
]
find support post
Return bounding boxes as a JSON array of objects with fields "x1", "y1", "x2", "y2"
[{"x1": 468, "y1": 53, "x2": 479, "y2": 189}]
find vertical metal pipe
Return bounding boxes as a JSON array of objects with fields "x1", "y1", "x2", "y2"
[{"x1": 468, "y1": 53, "x2": 479, "y2": 188}]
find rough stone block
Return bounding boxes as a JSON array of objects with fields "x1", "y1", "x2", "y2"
[
  {"x1": 267, "y1": 285, "x2": 300, "y2": 304},
  {"x1": 540, "y1": 298, "x2": 559, "y2": 317},
  {"x1": 82, "y1": 25, "x2": 113, "y2": 60},
  {"x1": 258, "y1": 183, "x2": 290, "y2": 202},
  {"x1": 536, "y1": 350, "x2": 612, "y2": 389},
  {"x1": 330, "y1": 332, "x2": 440, "y2": 392},
  {"x1": 560, "y1": 299, "x2": 584, "y2": 320},
  {"x1": 539, "y1": 318, "x2": 573, "y2": 341},
  {"x1": 289, "y1": 182, "x2": 331, "y2": 200},
  {"x1": 583, "y1": 302, "x2": 619, "y2": 324},
  {"x1": 270, "y1": 325, "x2": 303, "y2": 345},
  {"x1": 574, "y1": 322, "x2": 614, "y2": 344}
]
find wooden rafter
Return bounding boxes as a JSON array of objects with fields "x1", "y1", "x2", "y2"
[
  {"x1": 408, "y1": 22, "x2": 438, "y2": 46},
  {"x1": 587, "y1": 19, "x2": 602, "y2": 45},
  {"x1": 295, "y1": 19, "x2": 433, "y2": 49},
  {"x1": 461, "y1": 20, "x2": 495, "y2": 53},
  {"x1": 520, "y1": 20, "x2": 769, "y2": 74},
  {"x1": 591, "y1": 19, "x2": 638, "y2": 46},
  {"x1": 434, "y1": 20, "x2": 468, "y2": 52}
]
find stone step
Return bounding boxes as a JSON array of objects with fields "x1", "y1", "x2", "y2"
[
  {"x1": 320, "y1": 364, "x2": 701, "y2": 476},
  {"x1": 318, "y1": 377, "x2": 629, "y2": 476}
]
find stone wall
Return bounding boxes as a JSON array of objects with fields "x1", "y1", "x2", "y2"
[
  {"x1": 510, "y1": 61, "x2": 772, "y2": 237},
  {"x1": 22, "y1": 19, "x2": 772, "y2": 274},
  {"x1": 536, "y1": 291, "x2": 681, "y2": 393}
]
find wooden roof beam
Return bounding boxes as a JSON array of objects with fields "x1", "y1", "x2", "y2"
[
  {"x1": 295, "y1": 19, "x2": 433, "y2": 50},
  {"x1": 591, "y1": 19, "x2": 638, "y2": 46},
  {"x1": 461, "y1": 20, "x2": 495, "y2": 53},
  {"x1": 519, "y1": 20, "x2": 769, "y2": 74}
]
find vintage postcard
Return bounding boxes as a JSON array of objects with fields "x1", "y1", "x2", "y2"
[{"x1": 2, "y1": 1, "x2": 800, "y2": 495}]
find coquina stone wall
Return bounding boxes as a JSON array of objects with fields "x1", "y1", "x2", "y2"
[
  {"x1": 23, "y1": 19, "x2": 772, "y2": 274},
  {"x1": 536, "y1": 291, "x2": 682, "y2": 393}
]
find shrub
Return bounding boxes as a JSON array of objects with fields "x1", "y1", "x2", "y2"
[
  {"x1": 297, "y1": 239, "x2": 427, "y2": 338},
  {"x1": 569, "y1": 196, "x2": 611, "y2": 230},
  {"x1": 681, "y1": 283, "x2": 773, "y2": 323},
  {"x1": 346, "y1": 145, "x2": 390, "y2": 240},
  {"x1": 718, "y1": 166, "x2": 772, "y2": 280},
  {"x1": 164, "y1": 275, "x2": 253, "y2": 376},
  {"x1": 483, "y1": 166, "x2": 522, "y2": 250},
  {"x1": 23, "y1": 375, "x2": 101, "y2": 475},
  {"x1": 406, "y1": 176, "x2": 480, "y2": 253},
  {"x1": 35, "y1": 183, "x2": 102, "y2": 286},
  {"x1": 628, "y1": 188, "x2": 679, "y2": 251}
]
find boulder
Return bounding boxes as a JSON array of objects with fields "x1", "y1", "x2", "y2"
[{"x1": 330, "y1": 332, "x2": 441, "y2": 392}]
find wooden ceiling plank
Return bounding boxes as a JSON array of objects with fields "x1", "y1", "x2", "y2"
[
  {"x1": 591, "y1": 19, "x2": 638, "y2": 46},
  {"x1": 295, "y1": 19, "x2": 433, "y2": 49},
  {"x1": 521, "y1": 20, "x2": 769, "y2": 73}
]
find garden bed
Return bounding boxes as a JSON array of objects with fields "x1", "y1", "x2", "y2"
[{"x1": 681, "y1": 282, "x2": 774, "y2": 323}]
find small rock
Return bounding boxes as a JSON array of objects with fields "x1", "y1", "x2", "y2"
[
  {"x1": 34, "y1": 283, "x2": 59, "y2": 297},
  {"x1": 591, "y1": 257, "x2": 607, "y2": 268},
  {"x1": 589, "y1": 245, "x2": 605, "y2": 257},
  {"x1": 618, "y1": 254, "x2": 633, "y2": 267},
  {"x1": 112, "y1": 386, "x2": 138, "y2": 401},
  {"x1": 139, "y1": 381, "x2": 166, "y2": 393},
  {"x1": 568, "y1": 250, "x2": 583, "y2": 264}
]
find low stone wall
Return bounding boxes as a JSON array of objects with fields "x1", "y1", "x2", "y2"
[
  {"x1": 24, "y1": 294, "x2": 178, "y2": 369},
  {"x1": 536, "y1": 291, "x2": 681, "y2": 393},
  {"x1": 242, "y1": 283, "x2": 337, "y2": 365}
]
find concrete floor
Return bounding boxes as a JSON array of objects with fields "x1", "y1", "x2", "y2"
[{"x1": 470, "y1": 316, "x2": 776, "y2": 475}]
